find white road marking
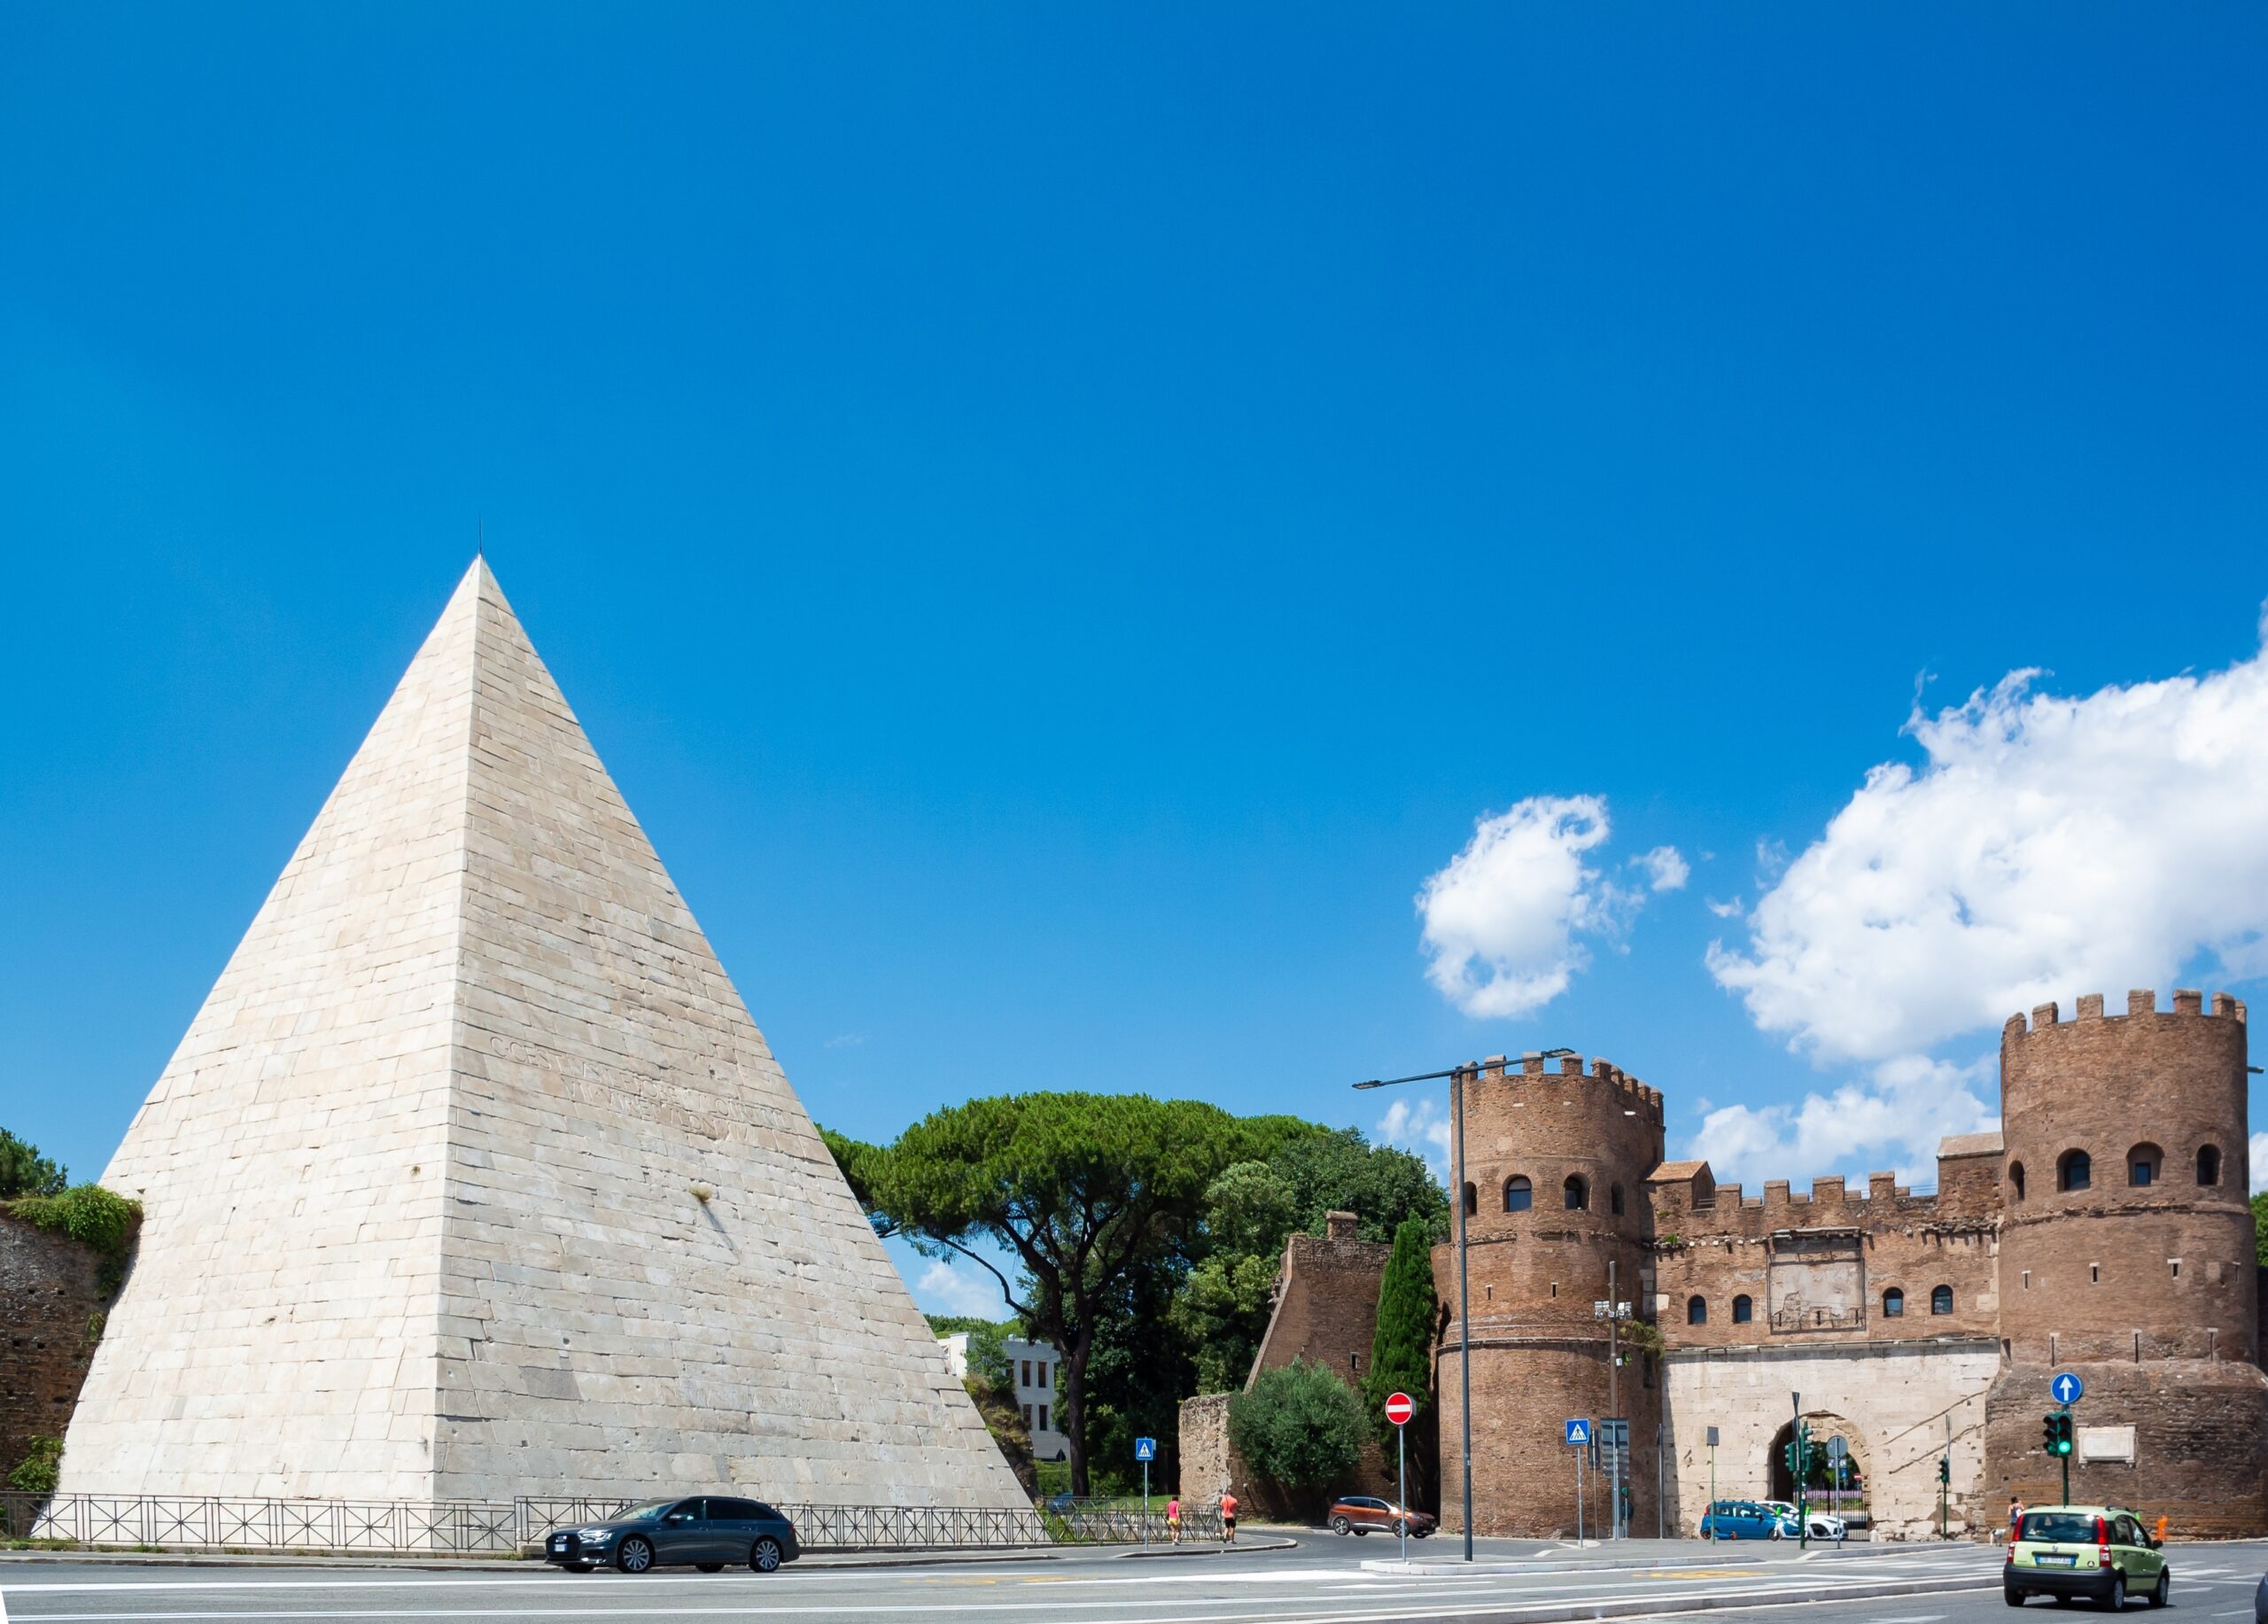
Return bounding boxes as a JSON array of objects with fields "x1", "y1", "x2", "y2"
[{"x1": 0, "y1": 1573, "x2": 2000, "y2": 1623}]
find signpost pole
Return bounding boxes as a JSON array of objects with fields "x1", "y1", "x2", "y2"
[
  {"x1": 1577, "y1": 1437, "x2": 1585, "y2": 1544},
  {"x1": 1398, "y1": 1420, "x2": 1409, "y2": 1565}
]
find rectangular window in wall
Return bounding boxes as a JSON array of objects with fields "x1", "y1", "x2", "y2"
[
  {"x1": 1021, "y1": 1360, "x2": 1032, "y2": 1387},
  {"x1": 1039, "y1": 1404, "x2": 1050, "y2": 1433}
]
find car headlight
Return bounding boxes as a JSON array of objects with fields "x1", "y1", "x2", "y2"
[{"x1": 578, "y1": 1527, "x2": 617, "y2": 1542}]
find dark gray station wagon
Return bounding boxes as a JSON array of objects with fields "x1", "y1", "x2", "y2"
[{"x1": 543, "y1": 1496, "x2": 801, "y2": 1573}]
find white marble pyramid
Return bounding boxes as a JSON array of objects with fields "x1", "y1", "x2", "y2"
[{"x1": 59, "y1": 561, "x2": 1025, "y2": 1508}]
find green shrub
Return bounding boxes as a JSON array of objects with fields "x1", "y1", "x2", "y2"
[
  {"x1": 6, "y1": 1183, "x2": 139, "y2": 1259},
  {"x1": 1227, "y1": 1357, "x2": 1364, "y2": 1493},
  {"x1": 7, "y1": 1436, "x2": 62, "y2": 1496}
]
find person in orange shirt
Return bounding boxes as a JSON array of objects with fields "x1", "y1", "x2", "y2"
[
  {"x1": 1220, "y1": 1490, "x2": 1239, "y2": 1544},
  {"x1": 2155, "y1": 1514, "x2": 2168, "y2": 1545}
]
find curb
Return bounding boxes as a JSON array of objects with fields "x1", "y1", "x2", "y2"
[{"x1": 0, "y1": 1537, "x2": 1301, "y2": 1573}]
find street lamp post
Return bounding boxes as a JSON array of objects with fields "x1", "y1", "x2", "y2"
[{"x1": 1357, "y1": 1047, "x2": 1575, "y2": 1562}]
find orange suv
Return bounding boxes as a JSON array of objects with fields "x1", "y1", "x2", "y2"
[{"x1": 1327, "y1": 1496, "x2": 1436, "y2": 1537}]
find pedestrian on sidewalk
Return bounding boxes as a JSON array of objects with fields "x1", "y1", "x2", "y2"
[
  {"x1": 1220, "y1": 1490, "x2": 1238, "y2": 1546},
  {"x1": 1167, "y1": 1495, "x2": 1181, "y2": 1544},
  {"x1": 2007, "y1": 1497, "x2": 2024, "y2": 1545}
]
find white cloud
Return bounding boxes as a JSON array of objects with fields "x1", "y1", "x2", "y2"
[
  {"x1": 1635, "y1": 846, "x2": 1690, "y2": 893},
  {"x1": 1705, "y1": 896, "x2": 1744, "y2": 920},
  {"x1": 1376, "y1": 1095, "x2": 1454, "y2": 1184},
  {"x1": 913, "y1": 1256, "x2": 1004, "y2": 1319},
  {"x1": 1687, "y1": 1053, "x2": 1996, "y2": 1190},
  {"x1": 1710, "y1": 621, "x2": 2268, "y2": 1064},
  {"x1": 1417, "y1": 796, "x2": 1647, "y2": 1018}
]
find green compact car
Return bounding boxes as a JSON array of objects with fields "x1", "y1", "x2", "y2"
[{"x1": 2005, "y1": 1506, "x2": 2167, "y2": 1610}]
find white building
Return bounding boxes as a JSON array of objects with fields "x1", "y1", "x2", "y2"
[{"x1": 936, "y1": 1333, "x2": 1068, "y2": 1463}]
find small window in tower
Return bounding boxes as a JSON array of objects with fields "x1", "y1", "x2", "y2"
[
  {"x1": 2009, "y1": 1161, "x2": 2026, "y2": 1201},
  {"x1": 1463, "y1": 1181, "x2": 1478, "y2": 1216},
  {"x1": 1504, "y1": 1176, "x2": 1532, "y2": 1212},
  {"x1": 1611, "y1": 1183, "x2": 1625, "y2": 1216},
  {"x1": 2197, "y1": 1144, "x2": 2223, "y2": 1186},
  {"x1": 2128, "y1": 1144, "x2": 2161, "y2": 1187},
  {"x1": 1930, "y1": 1285, "x2": 1953, "y2": 1316},
  {"x1": 1550, "y1": 1282, "x2": 1558, "y2": 1298},
  {"x1": 2021, "y1": 1270, "x2": 2031, "y2": 1290},
  {"x1": 2057, "y1": 1149, "x2": 2091, "y2": 1193},
  {"x1": 1883, "y1": 1287, "x2": 1905, "y2": 1317},
  {"x1": 1687, "y1": 1295, "x2": 1707, "y2": 1325},
  {"x1": 2170, "y1": 1259, "x2": 2181, "y2": 1279},
  {"x1": 1732, "y1": 1294, "x2": 1752, "y2": 1324},
  {"x1": 2089, "y1": 1263, "x2": 2100, "y2": 1284},
  {"x1": 1564, "y1": 1174, "x2": 1589, "y2": 1211}
]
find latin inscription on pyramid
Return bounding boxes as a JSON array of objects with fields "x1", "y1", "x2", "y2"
[{"x1": 60, "y1": 562, "x2": 1026, "y2": 1507}]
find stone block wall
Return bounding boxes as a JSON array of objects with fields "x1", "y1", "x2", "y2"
[{"x1": 1, "y1": 1211, "x2": 112, "y2": 1480}]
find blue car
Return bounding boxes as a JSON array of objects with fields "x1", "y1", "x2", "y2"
[{"x1": 1700, "y1": 1500, "x2": 1796, "y2": 1540}]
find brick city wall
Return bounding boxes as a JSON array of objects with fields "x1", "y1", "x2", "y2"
[
  {"x1": 0, "y1": 1210, "x2": 113, "y2": 1480},
  {"x1": 1650, "y1": 1153, "x2": 2001, "y2": 1348},
  {"x1": 1248, "y1": 1214, "x2": 1392, "y2": 1390},
  {"x1": 1983, "y1": 1359, "x2": 2268, "y2": 1537}
]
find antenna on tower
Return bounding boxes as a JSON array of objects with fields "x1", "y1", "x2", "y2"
[{"x1": 477, "y1": 515, "x2": 484, "y2": 559}]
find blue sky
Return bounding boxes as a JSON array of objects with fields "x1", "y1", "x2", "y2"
[{"x1": 4, "y1": 5, "x2": 2266, "y2": 1318}]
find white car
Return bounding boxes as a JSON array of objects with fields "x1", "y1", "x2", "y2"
[{"x1": 1763, "y1": 1501, "x2": 1848, "y2": 1541}]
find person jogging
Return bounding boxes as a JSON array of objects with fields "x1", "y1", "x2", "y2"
[
  {"x1": 1166, "y1": 1495, "x2": 1181, "y2": 1544},
  {"x1": 1220, "y1": 1490, "x2": 1238, "y2": 1545}
]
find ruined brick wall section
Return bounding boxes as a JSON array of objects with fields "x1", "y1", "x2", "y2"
[
  {"x1": 1439, "y1": 1053, "x2": 1665, "y2": 1537},
  {"x1": 1997, "y1": 991, "x2": 2255, "y2": 1364},
  {"x1": 1, "y1": 1212, "x2": 110, "y2": 1479},
  {"x1": 1247, "y1": 1214, "x2": 1392, "y2": 1392}
]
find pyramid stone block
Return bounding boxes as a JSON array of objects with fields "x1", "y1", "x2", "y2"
[{"x1": 58, "y1": 562, "x2": 1025, "y2": 1508}]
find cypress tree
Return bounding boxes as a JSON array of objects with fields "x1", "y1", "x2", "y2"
[{"x1": 1365, "y1": 1216, "x2": 1439, "y2": 1504}]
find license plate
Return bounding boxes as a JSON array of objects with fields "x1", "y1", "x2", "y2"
[
  {"x1": 2037, "y1": 1554, "x2": 2076, "y2": 1567},
  {"x1": 551, "y1": 1537, "x2": 567, "y2": 1550}
]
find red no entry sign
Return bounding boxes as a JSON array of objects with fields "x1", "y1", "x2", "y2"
[{"x1": 1384, "y1": 1391, "x2": 1415, "y2": 1427}]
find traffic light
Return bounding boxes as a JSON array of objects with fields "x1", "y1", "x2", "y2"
[
  {"x1": 2042, "y1": 1411, "x2": 2074, "y2": 1457},
  {"x1": 1938, "y1": 1454, "x2": 1951, "y2": 1485}
]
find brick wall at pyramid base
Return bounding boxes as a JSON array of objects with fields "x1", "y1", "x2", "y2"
[
  {"x1": 53, "y1": 561, "x2": 1028, "y2": 1511},
  {"x1": 1, "y1": 1213, "x2": 114, "y2": 1486}
]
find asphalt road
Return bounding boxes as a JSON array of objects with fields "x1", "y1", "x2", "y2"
[{"x1": 0, "y1": 1533, "x2": 2163, "y2": 1624}]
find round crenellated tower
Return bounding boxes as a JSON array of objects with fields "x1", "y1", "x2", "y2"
[
  {"x1": 1997, "y1": 989, "x2": 2253, "y2": 1364},
  {"x1": 1434, "y1": 1052, "x2": 1666, "y2": 1537},
  {"x1": 1983, "y1": 990, "x2": 2268, "y2": 1535}
]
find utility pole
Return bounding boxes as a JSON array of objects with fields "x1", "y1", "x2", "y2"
[{"x1": 1607, "y1": 1258, "x2": 1619, "y2": 1540}]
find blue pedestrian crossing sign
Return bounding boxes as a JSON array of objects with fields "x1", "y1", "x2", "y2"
[
  {"x1": 2051, "y1": 1373, "x2": 2084, "y2": 1405},
  {"x1": 1565, "y1": 1418, "x2": 1590, "y2": 1445},
  {"x1": 1134, "y1": 1436, "x2": 1158, "y2": 1461}
]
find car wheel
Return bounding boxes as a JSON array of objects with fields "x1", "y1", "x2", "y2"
[
  {"x1": 2148, "y1": 1573, "x2": 2169, "y2": 1609},
  {"x1": 617, "y1": 1536, "x2": 654, "y2": 1573},
  {"x1": 2107, "y1": 1574, "x2": 2126, "y2": 1612},
  {"x1": 697, "y1": 1564, "x2": 724, "y2": 1573},
  {"x1": 2008, "y1": 1590, "x2": 2028, "y2": 1607},
  {"x1": 750, "y1": 1537, "x2": 783, "y2": 1573},
  {"x1": 1331, "y1": 1515, "x2": 1351, "y2": 1535}
]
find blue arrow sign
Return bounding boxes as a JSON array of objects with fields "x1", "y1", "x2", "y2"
[
  {"x1": 1565, "y1": 1418, "x2": 1590, "y2": 1445},
  {"x1": 1134, "y1": 1436, "x2": 1157, "y2": 1461},
  {"x1": 2051, "y1": 1373, "x2": 2084, "y2": 1405}
]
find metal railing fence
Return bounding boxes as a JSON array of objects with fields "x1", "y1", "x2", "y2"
[{"x1": 0, "y1": 1492, "x2": 1220, "y2": 1556}]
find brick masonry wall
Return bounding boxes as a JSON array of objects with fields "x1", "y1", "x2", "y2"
[
  {"x1": 1983, "y1": 1359, "x2": 2268, "y2": 1536},
  {"x1": 0, "y1": 1211, "x2": 110, "y2": 1480},
  {"x1": 1249, "y1": 1220, "x2": 1393, "y2": 1391}
]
